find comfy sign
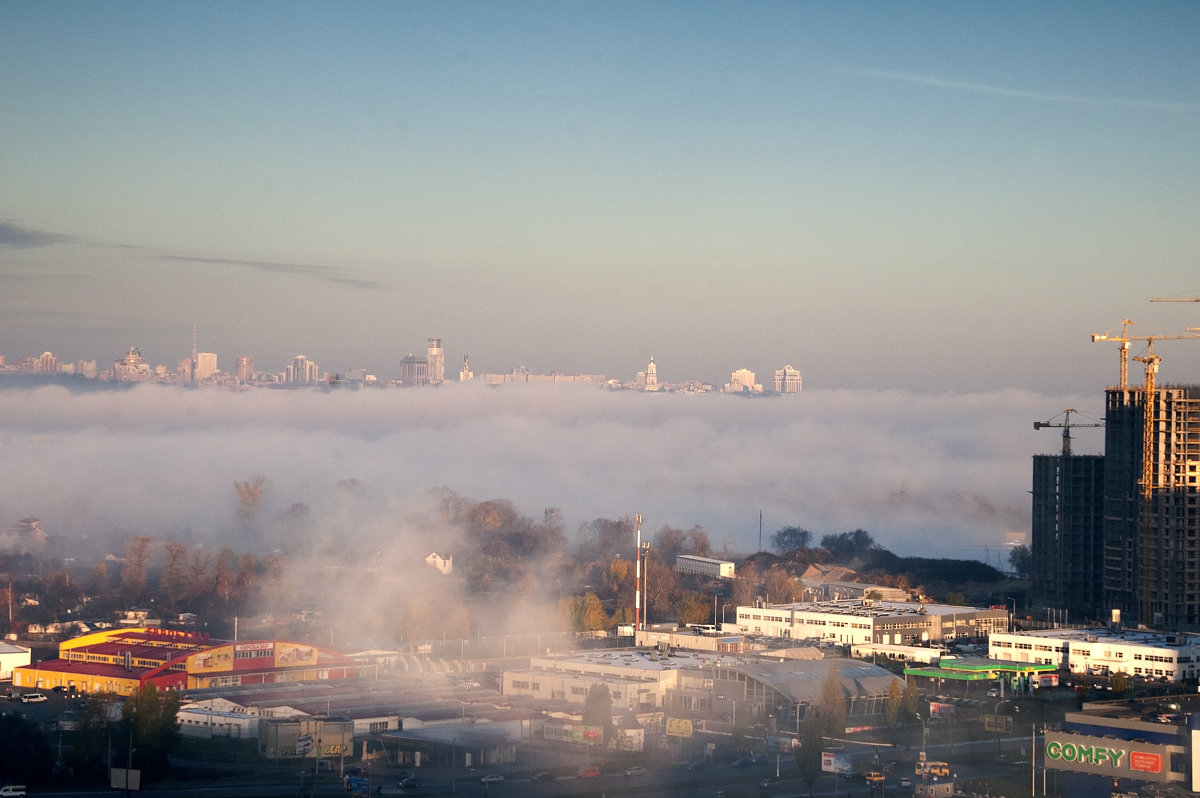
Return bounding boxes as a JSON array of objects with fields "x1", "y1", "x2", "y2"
[
  {"x1": 1045, "y1": 742, "x2": 1126, "y2": 768},
  {"x1": 1044, "y1": 734, "x2": 1166, "y2": 778}
]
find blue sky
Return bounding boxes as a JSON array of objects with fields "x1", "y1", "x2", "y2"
[{"x1": 3, "y1": 1, "x2": 1200, "y2": 391}]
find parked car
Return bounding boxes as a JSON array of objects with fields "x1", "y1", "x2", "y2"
[
  {"x1": 576, "y1": 766, "x2": 600, "y2": 778},
  {"x1": 683, "y1": 761, "x2": 705, "y2": 772},
  {"x1": 19, "y1": 693, "x2": 47, "y2": 703},
  {"x1": 479, "y1": 774, "x2": 504, "y2": 784},
  {"x1": 899, "y1": 778, "x2": 913, "y2": 788},
  {"x1": 532, "y1": 772, "x2": 555, "y2": 783},
  {"x1": 760, "y1": 776, "x2": 779, "y2": 788},
  {"x1": 749, "y1": 754, "x2": 768, "y2": 764},
  {"x1": 731, "y1": 758, "x2": 750, "y2": 768},
  {"x1": 399, "y1": 777, "x2": 422, "y2": 789},
  {"x1": 624, "y1": 766, "x2": 646, "y2": 776},
  {"x1": 0, "y1": 787, "x2": 27, "y2": 798}
]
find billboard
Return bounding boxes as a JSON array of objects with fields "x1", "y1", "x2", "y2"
[
  {"x1": 666, "y1": 718, "x2": 694, "y2": 737},
  {"x1": 276, "y1": 642, "x2": 318, "y2": 667}
]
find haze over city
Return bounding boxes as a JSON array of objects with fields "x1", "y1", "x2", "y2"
[{"x1": 2, "y1": 4, "x2": 1199, "y2": 564}]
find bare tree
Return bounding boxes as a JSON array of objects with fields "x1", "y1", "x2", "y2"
[{"x1": 234, "y1": 475, "x2": 267, "y2": 523}]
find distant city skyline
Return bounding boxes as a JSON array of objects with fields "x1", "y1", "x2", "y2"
[
  {"x1": 3, "y1": 4, "x2": 1199, "y2": 395},
  {"x1": 0, "y1": 336, "x2": 800, "y2": 393}
]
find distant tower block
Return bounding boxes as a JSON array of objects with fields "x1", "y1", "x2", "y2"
[
  {"x1": 426, "y1": 338, "x2": 445, "y2": 385},
  {"x1": 459, "y1": 354, "x2": 473, "y2": 383},
  {"x1": 646, "y1": 356, "x2": 657, "y2": 388}
]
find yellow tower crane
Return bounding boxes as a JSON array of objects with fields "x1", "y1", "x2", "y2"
[{"x1": 1090, "y1": 319, "x2": 1136, "y2": 389}]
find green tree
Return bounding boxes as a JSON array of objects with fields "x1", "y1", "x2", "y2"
[
  {"x1": 794, "y1": 720, "x2": 825, "y2": 797},
  {"x1": 69, "y1": 692, "x2": 118, "y2": 780},
  {"x1": 122, "y1": 684, "x2": 182, "y2": 778},
  {"x1": 818, "y1": 663, "x2": 847, "y2": 738},
  {"x1": 582, "y1": 683, "x2": 616, "y2": 746},
  {"x1": 1008, "y1": 543, "x2": 1032, "y2": 578},
  {"x1": 771, "y1": 526, "x2": 812, "y2": 553},
  {"x1": 0, "y1": 712, "x2": 53, "y2": 784}
]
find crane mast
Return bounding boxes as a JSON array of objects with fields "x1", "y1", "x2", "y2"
[{"x1": 1033, "y1": 408, "x2": 1102, "y2": 456}]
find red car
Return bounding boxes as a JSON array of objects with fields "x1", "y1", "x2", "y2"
[{"x1": 576, "y1": 766, "x2": 601, "y2": 778}]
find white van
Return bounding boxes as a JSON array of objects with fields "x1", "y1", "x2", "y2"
[{"x1": 0, "y1": 786, "x2": 28, "y2": 797}]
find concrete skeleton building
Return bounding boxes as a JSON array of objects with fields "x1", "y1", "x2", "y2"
[
  {"x1": 732, "y1": 599, "x2": 1008, "y2": 646},
  {"x1": 1031, "y1": 372, "x2": 1200, "y2": 628}
]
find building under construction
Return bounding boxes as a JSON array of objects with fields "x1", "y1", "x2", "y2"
[
  {"x1": 1032, "y1": 332, "x2": 1200, "y2": 629},
  {"x1": 1102, "y1": 384, "x2": 1200, "y2": 629}
]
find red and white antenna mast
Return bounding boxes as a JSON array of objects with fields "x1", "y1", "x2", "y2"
[{"x1": 634, "y1": 513, "x2": 642, "y2": 632}]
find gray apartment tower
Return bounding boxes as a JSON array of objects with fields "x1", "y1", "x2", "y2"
[{"x1": 1031, "y1": 450, "x2": 1105, "y2": 620}]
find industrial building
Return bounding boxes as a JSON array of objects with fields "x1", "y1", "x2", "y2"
[
  {"x1": 500, "y1": 648, "x2": 904, "y2": 735},
  {"x1": 673, "y1": 554, "x2": 735, "y2": 579},
  {"x1": 731, "y1": 599, "x2": 1008, "y2": 646},
  {"x1": 988, "y1": 627, "x2": 1200, "y2": 682},
  {"x1": 11, "y1": 627, "x2": 359, "y2": 695}
]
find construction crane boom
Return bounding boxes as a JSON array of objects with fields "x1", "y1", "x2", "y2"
[
  {"x1": 1033, "y1": 408, "x2": 1103, "y2": 456},
  {"x1": 1091, "y1": 320, "x2": 1200, "y2": 390}
]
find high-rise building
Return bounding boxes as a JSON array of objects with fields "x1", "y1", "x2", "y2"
[
  {"x1": 397, "y1": 354, "x2": 429, "y2": 386},
  {"x1": 1034, "y1": 382, "x2": 1200, "y2": 628},
  {"x1": 426, "y1": 338, "x2": 444, "y2": 385},
  {"x1": 235, "y1": 356, "x2": 254, "y2": 382},
  {"x1": 285, "y1": 355, "x2": 319, "y2": 384},
  {"x1": 1102, "y1": 385, "x2": 1200, "y2": 628},
  {"x1": 194, "y1": 352, "x2": 218, "y2": 381},
  {"x1": 774, "y1": 365, "x2": 802, "y2": 393},
  {"x1": 459, "y1": 355, "x2": 473, "y2": 383},
  {"x1": 1030, "y1": 448, "x2": 1105, "y2": 620},
  {"x1": 724, "y1": 368, "x2": 762, "y2": 393}
]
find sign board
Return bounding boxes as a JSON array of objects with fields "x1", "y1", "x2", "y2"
[
  {"x1": 1044, "y1": 731, "x2": 1171, "y2": 783},
  {"x1": 823, "y1": 752, "x2": 852, "y2": 773},
  {"x1": 984, "y1": 714, "x2": 1014, "y2": 733},
  {"x1": 348, "y1": 775, "x2": 371, "y2": 797},
  {"x1": 110, "y1": 767, "x2": 142, "y2": 790},
  {"x1": 296, "y1": 732, "x2": 314, "y2": 755},
  {"x1": 666, "y1": 717, "x2": 694, "y2": 737}
]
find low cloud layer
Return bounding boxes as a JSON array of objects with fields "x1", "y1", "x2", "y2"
[{"x1": 0, "y1": 383, "x2": 1095, "y2": 570}]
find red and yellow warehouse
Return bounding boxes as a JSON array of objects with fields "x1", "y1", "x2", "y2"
[{"x1": 13, "y1": 627, "x2": 358, "y2": 695}]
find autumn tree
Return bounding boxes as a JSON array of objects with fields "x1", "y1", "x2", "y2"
[
  {"x1": 234, "y1": 475, "x2": 267, "y2": 523},
  {"x1": 763, "y1": 567, "x2": 799, "y2": 603},
  {"x1": 818, "y1": 663, "x2": 847, "y2": 739},
  {"x1": 684, "y1": 525, "x2": 711, "y2": 557},
  {"x1": 579, "y1": 593, "x2": 609, "y2": 632},
  {"x1": 731, "y1": 562, "x2": 760, "y2": 607},
  {"x1": 885, "y1": 679, "x2": 903, "y2": 726},
  {"x1": 120, "y1": 535, "x2": 155, "y2": 603}
]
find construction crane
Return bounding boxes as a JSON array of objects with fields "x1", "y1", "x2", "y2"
[
  {"x1": 1091, "y1": 321, "x2": 1200, "y2": 390},
  {"x1": 1033, "y1": 408, "x2": 1103, "y2": 456},
  {"x1": 1090, "y1": 319, "x2": 1136, "y2": 389}
]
